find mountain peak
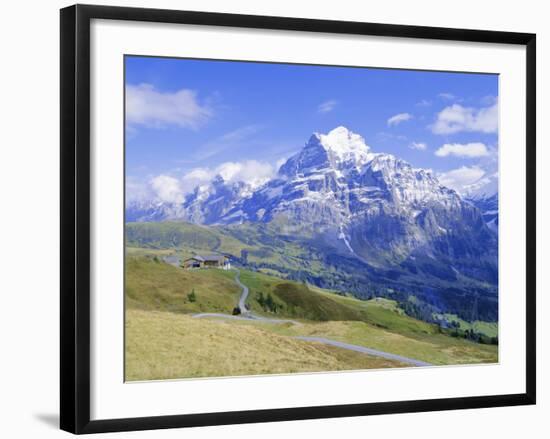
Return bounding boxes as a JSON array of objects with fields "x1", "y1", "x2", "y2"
[
  {"x1": 317, "y1": 127, "x2": 373, "y2": 172},
  {"x1": 278, "y1": 127, "x2": 375, "y2": 178},
  {"x1": 317, "y1": 126, "x2": 371, "y2": 160},
  {"x1": 211, "y1": 174, "x2": 225, "y2": 185}
]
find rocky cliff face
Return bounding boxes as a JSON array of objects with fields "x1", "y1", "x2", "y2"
[{"x1": 127, "y1": 126, "x2": 498, "y2": 284}]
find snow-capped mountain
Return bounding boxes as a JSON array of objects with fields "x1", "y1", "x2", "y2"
[
  {"x1": 183, "y1": 175, "x2": 254, "y2": 224},
  {"x1": 462, "y1": 171, "x2": 498, "y2": 201},
  {"x1": 126, "y1": 126, "x2": 497, "y2": 281},
  {"x1": 457, "y1": 169, "x2": 498, "y2": 232},
  {"x1": 221, "y1": 127, "x2": 462, "y2": 224},
  {"x1": 279, "y1": 126, "x2": 375, "y2": 177},
  {"x1": 126, "y1": 199, "x2": 186, "y2": 222},
  {"x1": 126, "y1": 174, "x2": 255, "y2": 223},
  {"x1": 467, "y1": 193, "x2": 498, "y2": 234}
]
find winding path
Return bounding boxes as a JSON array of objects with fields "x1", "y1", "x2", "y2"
[
  {"x1": 294, "y1": 336, "x2": 433, "y2": 367},
  {"x1": 186, "y1": 265, "x2": 431, "y2": 367},
  {"x1": 193, "y1": 269, "x2": 301, "y2": 325},
  {"x1": 193, "y1": 312, "x2": 299, "y2": 325},
  {"x1": 234, "y1": 269, "x2": 250, "y2": 315}
]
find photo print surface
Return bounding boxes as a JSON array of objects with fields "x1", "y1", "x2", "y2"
[{"x1": 124, "y1": 56, "x2": 499, "y2": 381}]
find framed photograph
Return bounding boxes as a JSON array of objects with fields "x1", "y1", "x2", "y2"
[{"x1": 60, "y1": 4, "x2": 536, "y2": 434}]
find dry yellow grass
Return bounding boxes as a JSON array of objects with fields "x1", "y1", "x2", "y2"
[
  {"x1": 261, "y1": 320, "x2": 498, "y2": 365},
  {"x1": 124, "y1": 257, "x2": 497, "y2": 381},
  {"x1": 125, "y1": 309, "x2": 407, "y2": 381}
]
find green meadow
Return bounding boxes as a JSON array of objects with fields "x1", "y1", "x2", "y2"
[{"x1": 125, "y1": 255, "x2": 497, "y2": 381}]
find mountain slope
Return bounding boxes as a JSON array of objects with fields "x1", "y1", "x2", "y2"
[
  {"x1": 467, "y1": 193, "x2": 498, "y2": 233},
  {"x1": 125, "y1": 126, "x2": 498, "y2": 322},
  {"x1": 218, "y1": 127, "x2": 497, "y2": 281},
  {"x1": 125, "y1": 256, "x2": 497, "y2": 380}
]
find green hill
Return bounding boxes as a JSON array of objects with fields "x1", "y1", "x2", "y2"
[
  {"x1": 238, "y1": 269, "x2": 437, "y2": 336},
  {"x1": 125, "y1": 255, "x2": 498, "y2": 380},
  {"x1": 125, "y1": 221, "x2": 249, "y2": 256},
  {"x1": 125, "y1": 254, "x2": 430, "y2": 334},
  {"x1": 125, "y1": 221, "x2": 498, "y2": 324},
  {"x1": 126, "y1": 254, "x2": 495, "y2": 340},
  {"x1": 125, "y1": 221, "x2": 323, "y2": 275},
  {"x1": 125, "y1": 256, "x2": 240, "y2": 314}
]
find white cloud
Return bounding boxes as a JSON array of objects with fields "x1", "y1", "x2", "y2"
[
  {"x1": 387, "y1": 113, "x2": 412, "y2": 127},
  {"x1": 416, "y1": 99, "x2": 431, "y2": 107},
  {"x1": 438, "y1": 166, "x2": 486, "y2": 192},
  {"x1": 183, "y1": 168, "x2": 212, "y2": 181},
  {"x1": 179, "y1": 167, "x2": 213, "y2": 192},
  {"x1": 481, "y1": 95, "x2": 497, "y2": 105},
  {"x1": 435, "y1": 142, "x2": 490, "y2": 158},
  {"x1": 438, "y1": 92, "x2": 456, "y2": 100},
  {"x1": 219, "y1": 160, "x2": 275, "y2": 187},
  {"x1": 150, "y1": 175, "x2": 184, "y2": 203},
  {"x1": 409, "y1": 142, "x2": 427, "y2": 151},
  {"x1": 126, "y1": 176, "x2": 153, "y2": 204},
  {"x1": 431, "y1": 103, "x2": 498, "y2": 134},
  {"x1": 180, "y1": 160, "x2": 276, "y2": 193},
  {"x1": 317, "y1": 100, "x2": 337, "y2": 113},
  {"x1": 126, "y1": 83, "x2": 212, "y2": 129}
]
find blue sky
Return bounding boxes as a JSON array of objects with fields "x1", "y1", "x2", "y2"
[{"x1": 125, "y1": 56, "x2": 498, "y2": 203}]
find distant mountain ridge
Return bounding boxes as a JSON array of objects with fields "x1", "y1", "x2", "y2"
[
  {"x1": 127, "y1": 127, "x2": 498, "y2": 320},
  {"x1": 128, "y1": 126, "x2": 497, "y2": 269},
  {"x1": 466, "y1": 193, "x2": 498, "y2": 234}
]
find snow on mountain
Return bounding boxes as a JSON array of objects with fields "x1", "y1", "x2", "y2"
[
  {"x1": 460, "y1": 171, "x2": 498, "y2": 232},
  {"x1": 319, "y1": 126, "x2": 375, "y2": 170},
  {"x1": 462, "y1": 170, "x2": 498, "y2": 201},
  {"x1": 279, "y1": 126, "x2": 374, "y2": 178},
  {"x1": 126, "y1": 126, "x2": 497, "y2": 281},
  {"x1": 126, "y1": 199, "x2": 186, "y2": 222},
  {"x1": 213, "y1": 129, "x2": 492, "y2": 278},
  {"x1": 223, "y1": 127, "x2": 462, "y2": 228},
  {"x1": 359, "y1": 153, "x2": 458, "y2": 208},
  {"x1": 126, "y1": 174, "x2": 254, "y2": 223},
  {"x1": 466, "y1": 192, "x2": 498, "y2": 234}
]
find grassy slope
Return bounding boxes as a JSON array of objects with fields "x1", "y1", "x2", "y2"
[
  {"x1": 237, "y1": 269, "x2": 497, "y2": 365},
  {"x1": 243, "y1": 271, "x2": 364, "y2": 321},
  {"x1": 240, "y1": 269, "x2": 438, "y2": 335},
  {"x1": 126, "y1": 221, "x2": 499, "y2": 324},
  {"x1": 125, "y1": 309, "x2": 407, "y2": 381},
  {"x1": 125, "y1": 256, "x2": 497, "y2": 380},
  {"x1": 433, "y1": 313, "x2": 499, "y2": 338},
  {"x1": 259, "y1": 321, "x2": 497, "y2": 366},
  {"x1": 125, "y1": 256, "x2": 240, "y2": 314},
  {"x1": 126, "y1": 247, "x2": 176, "y2": 257},
  {"x1": 126, "y1": 221, "x2": 251, "y2": 259},
  {"x1": 126, "y1": 221, "x2": 328, "y2": 276}
]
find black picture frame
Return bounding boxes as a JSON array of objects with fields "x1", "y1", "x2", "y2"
[{"x1": 60, "y1": 4, "x2": 536, "y2": 434}]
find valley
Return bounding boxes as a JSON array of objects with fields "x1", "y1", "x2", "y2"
[
  {"x1": 126, "y1": 127, "x2": 499, "y2": 325},
  {"x1": 125, "y1": 253, "x2": 498, "y2": 381},
  {"x1": 124, "y1": 126, "x2": 499, "y2": 381},
  {"x1": 126, "y1": 219, "x2": 499, "y2": 328}
]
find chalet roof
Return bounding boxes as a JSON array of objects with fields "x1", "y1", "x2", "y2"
[
  {"x1": 184, "y1": 254, "x2": 228, "y2": 262},
  {"x1": 202, "y1": 255, "x2": 225, "y2": 262}
]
